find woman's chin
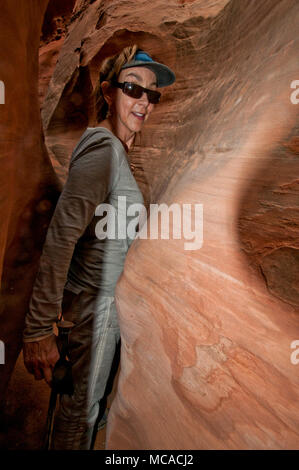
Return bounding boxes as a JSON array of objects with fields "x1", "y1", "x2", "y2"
[
  {"x1": 128, "y1": 122, "x2": 144, "y2": 133},
  {"x1": 130, "y1": 113, "x2": 146, "y2": 127}
]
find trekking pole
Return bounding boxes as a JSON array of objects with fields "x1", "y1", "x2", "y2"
[{"x1": 43, "y1": 320, "x2": 74, "y2": 450}]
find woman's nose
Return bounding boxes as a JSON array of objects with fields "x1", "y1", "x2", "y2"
[{"x1": 139, "y1": 90, "x2": 150, "y2": 105}]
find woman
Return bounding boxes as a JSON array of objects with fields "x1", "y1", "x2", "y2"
[{"x1": 23, "y1": 44, "x2": 175, "y2": 450}]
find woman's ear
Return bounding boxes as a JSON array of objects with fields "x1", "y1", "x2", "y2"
[{"x1": 101, "y1": 81, "x2": 113, "y2": 107}]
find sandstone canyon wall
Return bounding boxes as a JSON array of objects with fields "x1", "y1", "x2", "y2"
[
  {"x1": 1, "y1": 0, "x2": 299, "y2": 450},
  {"x1": 0, "y1": 0, "x2": 60, "y2": 408},
  {"x1": 106, "y1": 0, "x2": 299, "y2": 449}
]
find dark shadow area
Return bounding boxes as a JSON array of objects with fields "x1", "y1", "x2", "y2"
[
  {"x1": 237, "y1": 123, "x2": 299, "y2": 312},
  {"x1": 41, "y1": 0, "x2": 76, "y2": 43}
]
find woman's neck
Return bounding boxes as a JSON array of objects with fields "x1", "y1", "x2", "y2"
[{"x1": 97, "y1": 118, "x2": 136, "y2": 151}]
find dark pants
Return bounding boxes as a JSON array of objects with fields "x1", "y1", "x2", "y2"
[{"x1": 51, "y1": 288, "x2": 120, "y2": 449}]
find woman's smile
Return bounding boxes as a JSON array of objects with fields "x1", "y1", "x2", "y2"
[{"x1": 132, "y1": 111, "x2": 145, "y2": 121}]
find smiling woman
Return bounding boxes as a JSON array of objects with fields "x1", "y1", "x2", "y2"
[
  {"x1": 100, "y1": 65, "x2": 157, "y2": 143},
  {"x1": 22, "y1": 44, "x2": 175, "y2": 450},
  {"x1": 94, "y1": 46, "x2": 175, "y2": 149}
]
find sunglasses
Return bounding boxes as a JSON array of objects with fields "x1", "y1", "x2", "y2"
[{"x1": 112, "y1": 81, "x2": 161, "y2": 104}]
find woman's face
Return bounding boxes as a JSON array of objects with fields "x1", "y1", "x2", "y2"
[{"x1": 111, "y1": 66, "x2": 157, "y2": 136}]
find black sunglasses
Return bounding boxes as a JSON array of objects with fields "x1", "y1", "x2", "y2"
[{"x1": 112, "y1": 81, "x2": 161, "y2": 104}]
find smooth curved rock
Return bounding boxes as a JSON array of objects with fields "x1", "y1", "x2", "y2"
[
  {"x1": 0, "y1": 0, "x2": 60, "y2": 407},
  {"x1": 106, "y1": 0, "x2": 299, "y2": 449}
]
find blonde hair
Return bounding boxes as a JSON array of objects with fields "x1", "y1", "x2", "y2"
[{"x1": 93, "y1": 44, "x2": 139, "y2": 123}]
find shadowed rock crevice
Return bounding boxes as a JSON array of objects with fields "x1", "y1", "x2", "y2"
[
  {"x1": 41, "y1": 0, "x2": 77, "y2": 43},
  {"x1": 0, "y1": 0, "x2": 60, "y2": 415},
  {"x1": 260, "y1": 248, "x2": 299, "y2": 307},
  {"x1": 238, "y1": 120, "x2": 299, "y2": 311}
]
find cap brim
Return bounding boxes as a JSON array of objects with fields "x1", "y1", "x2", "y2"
[{"x1": 121, "y1": 60, "x2": 176, "y2": 88}]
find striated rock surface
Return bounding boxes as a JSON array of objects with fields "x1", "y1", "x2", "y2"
[
  {"x1": 39, "y1": 1, "x2": 78, "y2": 109},
  {"x1": 105, "y1": 0, "x2": 298, "y2": 449},
  {"x1": 1, "y1": 0, "x2": 299, "y2": 450},
  {"x1": 0, "y1": 0, "x2": 60, "y2": 410},
  {"x1": 42, "y1": 0, "x2": 299, "y2": 449}
]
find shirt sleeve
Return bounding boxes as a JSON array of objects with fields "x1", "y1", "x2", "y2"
[{"x1": 23, "y1": 132, "x2": 120, "y2": 341}]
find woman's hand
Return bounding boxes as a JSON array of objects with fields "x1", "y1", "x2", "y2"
[{"x1": 23, "y1": 334, "x2": 60, "y2": 387}]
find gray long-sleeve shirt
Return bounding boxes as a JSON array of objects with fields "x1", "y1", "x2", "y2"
[{"x1": 23, "y1": 127, "x2": 144, "y2": 341}]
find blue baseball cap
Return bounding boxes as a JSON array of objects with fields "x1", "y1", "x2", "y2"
[{"x1": 120, "y1": 50, "x2": 176, "y2": 88}]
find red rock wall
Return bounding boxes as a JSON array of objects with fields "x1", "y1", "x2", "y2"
[
  {"x1": 104, "y1": 0, "x2": 299, "y2": 449},
  {"x1": 41, "y1": 0, "x2": 299, "y2": 449},
  {"x1": 0, "y1": 0, "x2": 60, "y2": 405},
  {"x1": 39, "y1": 0, "x2": 77, "y2": 107}
]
